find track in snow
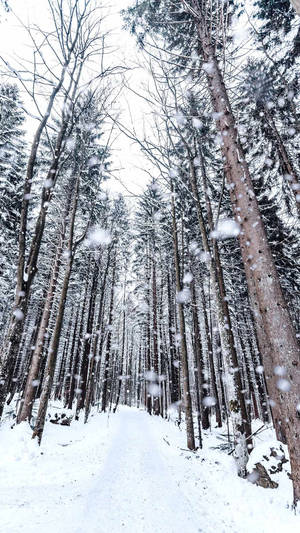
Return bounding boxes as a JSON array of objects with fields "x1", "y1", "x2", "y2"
[
  {"x1": 1, "y1": 407, "x2": 298, "y2": 533},
  {"x1": 78, "y1": 409, "x2": 201, "y2": 533}
]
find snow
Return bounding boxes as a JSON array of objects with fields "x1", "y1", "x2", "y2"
[
  {"x1": 147, "y1": 383, "x2": 161, "y2": 396},
  {"x1": 183, "y1": 272, "x2": 193, "y2": 284},
  {"x1": 43, "y1": 178, "x2": 54, "y2": 189},
  {"x1": 202, "y1": 396, "x2": 216, "y2": 407},
  {"x1": 211, "y1": 219, "x2": 241, "y2": 240},
  {"x1": 174, "y1": 111, "x2": 186, "y2": 126},
  {"x1": 86, "y1": 227, "x2": 112, "y2": 247},
  {"x1": 176, "y1": 287, "x2": 192, "y2": 304},
  {"x1": 255, "y1": 365, "x2": 264, "y2": 374},
  {"x1": 202, "y1": 62, "x2": 214, "y2": 74},
  {"x1": 192, "y1": 117, "x2": 203, "y2": 129},
  {"x1": 276, "y1": 378, "x2": 291, "y2": 392},
  {"x1": 13, "y1": 308, "x2": 24, "y2": 321},
  {"x1": 144, "y1": 370, "x2": 157, "y2": 382},
  {"x1": 0, "y1": 408, "x2": 298, "y2": 533}
]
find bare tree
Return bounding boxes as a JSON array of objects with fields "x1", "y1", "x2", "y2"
[{"x1": 0, "y1": 0, "x2": 117, "y2": 418}]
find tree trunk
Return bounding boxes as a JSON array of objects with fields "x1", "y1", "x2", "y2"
[
  {"x1": 64, "y1": 305, "x2": 80, "y2": 408},
  {"x1": 113, "y1": 276, "x2": 127, "y2": 413},
  {"x1": 152, "y1": 257, "x2": 161, "y2": 415},
  {"x1": 17, "y1": 235, "x2": 64, "y2": 423},
  {"x1": 101, "y1": 252, "x2": 117, "y2": 413},
  {"x1": 32, "y1": 174, "x2": 80, "y2": 444},
  {"x1": 167, "y1": 270, "x2": 179, "y2": 405},
  {"x1": 264, "y1": 105, "x2": 300, "y2": 213},
  {"x1": 76, "y1": 259, "x2": 100, "y2": 420},
  {"x1": 171, "y1": 189, "x2": 195, "y2": 450},
  {"x1": 67, "y1": 274, "x2": 90, "y2": 410},
  {"x1": 188, "y1": 156, "x2": 250, "y2": 472},
  {"x1": 0, "y1": 64, "x2": 83, "y2": 417},
  {"x1": 191, "y1": 4, "x2": 300, "y2": 500}
]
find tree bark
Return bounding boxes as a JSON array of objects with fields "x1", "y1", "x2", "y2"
[
  {"x1": 188, "y1": 1, "x2": 300, "y2": 500},
  {"x1": 0, "y1": 60, "x2": 84, "y2": 417},
  {"x1": 101, "y1": 251, "x2": 117, "y2": 413},
  {"x1": 76, "y1": 259, "x2": 100, "y2": 420},
  {"x1": 17, "y1": 238, "x2": 63, "y2": 423},
  {"x1": 188, "y1": 156, "x2": 251, "y2": 472},
  {"x1": 171, "y1": 188, "x2": 195, "y2": 450},
  {"x1": 32, "y1": 173, "x2": 80, "y2": 443},
  {"x1": 152, "y1": 257, "x2": 161, "y2": 415},
  {"x1": 264, "y1": 106, "x2": 300, "y2": 214},
  {"x1": 113, "y1": 276, "x2": 127, "y2": 414}
]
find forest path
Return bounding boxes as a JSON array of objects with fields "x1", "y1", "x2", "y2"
[
  {"x1": 77, "y1": 408, "x2": 201, "y2": 533},
  {"x1": 1, "y1": 406, "x2": 297, "y2": 533}
]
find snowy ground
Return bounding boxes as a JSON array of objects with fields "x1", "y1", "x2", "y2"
[{"x1": 0, "y1": 406, "x2": 299, "y2": 533}]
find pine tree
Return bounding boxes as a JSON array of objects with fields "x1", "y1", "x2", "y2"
[
  {"x1": 0, "y1": 84, "x2": 26, "y2": 323},
  {"x1": 124, "y1": 0, "x2": 300, "y2": 502}
]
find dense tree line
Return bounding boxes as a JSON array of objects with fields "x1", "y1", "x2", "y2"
[{"x1": 0, "y1": 0, "x2": 299, "y2": 508}]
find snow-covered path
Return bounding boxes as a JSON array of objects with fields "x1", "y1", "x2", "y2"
[
  {"x1": 0, "y1": 406, "x2": 299, "y2": 533},
  {"x1": 79, "y1": 409, "x2": 200, "y2": 533}
]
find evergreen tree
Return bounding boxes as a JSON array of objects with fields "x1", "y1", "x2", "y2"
[{"x1": 0, "y1": 84, "x2": 26, "y2": 323}]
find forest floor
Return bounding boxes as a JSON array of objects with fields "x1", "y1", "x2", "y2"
[{"x1": 0, "y1": 405, "x2": 299, "y2": 533}]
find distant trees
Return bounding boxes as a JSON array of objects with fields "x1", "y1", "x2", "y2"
[{"x1": 0, "y1": 84, "x2": 26, "y2": 327}]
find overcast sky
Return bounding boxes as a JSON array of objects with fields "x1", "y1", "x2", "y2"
[
  {"x1": 0, "y1": 0, "x2": 152, "y2": 201},
  {"x1": 0, "y1": 0, "x2": 256, "y2": 206}
]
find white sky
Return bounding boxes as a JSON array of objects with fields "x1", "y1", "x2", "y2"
[
  {"x1": 0, "y1": 0, "x2": 260, "y2": 206},
  {"x1": 0, "y1": 0, "x2": 152, "y2": 201}
]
